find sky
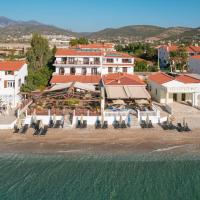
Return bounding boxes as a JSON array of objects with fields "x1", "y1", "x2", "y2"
[{"x1": 0, "y1": 0, "x2": 200, "y2": 32}]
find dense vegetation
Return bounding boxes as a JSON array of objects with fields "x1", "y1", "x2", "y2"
[
  {"x1": 69, "y1": 37, "x2": 89, "y2": 46},
  {"x1": 21, "y1": 34, "x2": 56, "y2": 92}
]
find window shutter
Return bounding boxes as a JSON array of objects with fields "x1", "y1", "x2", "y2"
[{"x1": 4, "y1": 80, "x2": 7, "y2": 88}]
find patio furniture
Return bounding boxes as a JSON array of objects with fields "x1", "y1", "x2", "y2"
[
  {"x1": 168, "y1": 122, "x2": 176, "y2": 130},
  {"x1": 102, "y1": 121, "x2": 108, "y2": 129},
  {"x1": 95, "y1": 119, "x2": 101, "y2": 129},
  {"x1": 113, "y1": 120, "x2": 120, "y2": 129},
  {"x1": 161, "y1": 121, "x2": 169, "y2": 130},
  {"x1": 82, "y1": 120, "x2": 87, "y2": 128},
  {"x1": 40, "y1": 125, "x2": 48, "y2": 135},
  {"x1": 13, "y1": 124, "x2": 19, "y2": 133},
  {"x1": 147, "y1": 120, "x2": 153, "y2": 128},
  {"x1": 48, "y1": 119, "x2": 54, "y2": 128},
  {"x1": 184, "y1": 123, "x2": 191, "y2": 132},
  {"x1": 121, "y1": 120, "x2": 127, "y2": 128},
  {"x1": 177, "y1": 123, "x2": 184, "y2": 132},
  {"x1": 76, "y1": 120, "x2": 82, "y2": 128},
  {"x1": 54, "y1": 120, "x2": 61, "y2": 128},
  {"x1": 20, "y1": 124, "x2": 29, "y2": 134},
  {"x1": 140, "y1": 120, "x2": 147, "y2": 128}
]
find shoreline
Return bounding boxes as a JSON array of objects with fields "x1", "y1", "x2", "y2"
[{"x1": 0, "y1": 127, "x2": 200, "y2": 156}]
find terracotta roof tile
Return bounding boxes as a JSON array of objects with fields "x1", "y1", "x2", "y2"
[
  {"x1": 103, "y1": 73, "x2": 145, "y2": 85},
  {"x1": 0, "y1": 60, "x2": 26, "y2": 71},
  {"x1": 148, "y1": 73, "x2": 174, "y2": 84},
  {"x1": 175, "y1": 75, "x2": 200, "y2": 83},
  {"x1": 50, "y1": 75, "x2": 101, "y2": 84},
  {"x1": 56, "y1": 49, "x2": 102, "y2": 57}
]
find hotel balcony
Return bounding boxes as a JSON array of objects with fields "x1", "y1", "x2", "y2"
[{"x1": 54, "y1": 61, "x2": 101, "y2": 66}]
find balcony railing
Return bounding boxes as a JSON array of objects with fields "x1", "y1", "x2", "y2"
[{"x1": 54, "y1": 61, "x2": 101, "y2": 65}]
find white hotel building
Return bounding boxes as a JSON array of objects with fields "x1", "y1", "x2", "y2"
[
  {"x1": 0, "y1": 61, "x2": 28, "y2": 107},
  {"x1": 52, "y1": 48, "x2": 134, "y2": 83}
]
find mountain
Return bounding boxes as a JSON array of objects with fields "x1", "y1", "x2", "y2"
[
  {"x1": 0, "y1": 17, "x2": 75, "y2": 41},
  {"x1": 85, "y1": 25, "x2": 194, "y2": 41}
]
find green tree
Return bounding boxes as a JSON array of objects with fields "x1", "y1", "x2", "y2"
[
  {"x1": 134, "y1": 61, "x2": 148, "y2": 72},
  {"x1": 27, "y1": 33, "x2": 53, "y2": 70}
]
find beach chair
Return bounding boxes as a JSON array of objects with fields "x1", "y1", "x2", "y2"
[
  {"x1": 168, "y1": 122, "x2": 176, "y2": 130},
  {"x1": 121, "y1": 120, "x2": 127, "y2": 128},
  {"x1": 40, "y1": 125, "x2": 48, "y2": 135},
  {"x1": 162, "y1": 121, "x2": 169, "y2": 130},
  {"x1": 184, "y1": 123, "x2": 191, "y2": 132},
  {"x1": 102, "y1": 121, "x2": 108, "y2": 129},
  {"x1": 20, "y1": 124, "x2": 29, "y2": 134},
  {"x1": 113, "y1": 121, "x2": 120, "y2": 129},
  {"x1": 95, "y1": 120, "x2": 101, "y2": 129},
  {"x1": 82, "y1": 120, "x2": 87, "y2": 128},
  {"x1": 76, "y1": 120, "x2": 81, "y2": 128},
  {"x1": 13, "y1": 124, "x2": 19, "y2": 133},
  {"x1": 177, "y1": 123, "x2": 184, "y2": 132},
  {"x1": 54, "y1": 120, "x2": 61, "y2": 128},
  {"x1": 48, "y1": 119, "x2": 54, "y2": 128},
  {"x1": 140, "y1": 120, "x2": 147, "y2": 128},
  {"x1": 147, "y1": 120, "x2": 153, "y2": 128}
]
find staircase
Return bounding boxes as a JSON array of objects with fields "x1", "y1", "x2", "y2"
[{"x1": 130, "y1": 114, "x2": 140, "y2": 128}]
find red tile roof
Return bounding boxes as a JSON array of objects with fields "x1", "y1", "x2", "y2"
[
  {"x1": 0, "y1": 60, "x2": 26, "y2": 71},
  {"x1": 191, "y1": 55, "x2": 200, "y2": 59},
  {"x1": 105, "y1": 51, "x2": 133, "y2": 58},
  {"x1": 175, "y1": 75, "x2": 200, "y2": 83},
  {"x1": 103, "y1": 73, "x2": 145, "y2": 85},
  {"x1": 50, "y1": 75, "x2": 101, "y2": 84},
  {"x1": 148, "y1": 72, "x2": 200, "y2": 84},
  {"x1": 148, "y1": 73, "x2": 174, "y2": 84},
  {"x1": 187, "y1": 46, "x2": 200, "y2": 53},
  {"x1": 56, "y1": 49, "x2": 102, "y2": 57}
]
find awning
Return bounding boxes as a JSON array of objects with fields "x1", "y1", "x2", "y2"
[
  {"x1": 105, "y1": 86, "x2": 127, "y2": 99},
  {"x1": 105, "y1": 85, "x2": 150, "y2": 99}
]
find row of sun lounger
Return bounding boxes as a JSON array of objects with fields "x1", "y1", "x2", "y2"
[
  {"x1": 95, "y1": 120, "x2": 108, "y2": 129},
  {"x1": 140, "y1": 120, "x2": 153, "y2": 128},
  {"x1": 76, "y1": 120, "x2": 87, "y2": 128},
  {"x1": 113, "y1": 120, "x2": 130, "y2": 129},
  {"x1": 161, "y1": 121, "x2": 191, "y2": 132}
]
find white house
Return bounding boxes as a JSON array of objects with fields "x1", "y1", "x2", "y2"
[
  {"x1": 147, "y1": 72, "x2": 200, "y2": 107},
  {"x1": 188, "y1": 55, "x2": 200, "y2": 74},
  {"x1": 0, "y1": 60, "x2": 28, "y2": 107}
]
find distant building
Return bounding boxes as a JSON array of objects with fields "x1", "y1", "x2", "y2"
[
  {"x1": 158, "y1": 44, "x2": 200, "y2": 67},
  {"x1": 0, "y1": 60, "x2": 27, "y2": 107},
  {"x1": 77, "y1": 43, "x2": 115, "y2": 52},
  {"x1": 147, "y1": 72, "x2": 200, "y2": 107},
  {"x1": 188, "y1": 55, "x2": 200, "y2": 74}
]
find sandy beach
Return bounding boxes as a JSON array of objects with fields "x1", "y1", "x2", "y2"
[{"x1": 0, "y1": 126, "x2": 200, "y2": 155}]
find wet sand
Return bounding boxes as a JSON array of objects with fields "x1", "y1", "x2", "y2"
[{"x1": 0, "y1": 126, "x2": 200, "y2": 155}]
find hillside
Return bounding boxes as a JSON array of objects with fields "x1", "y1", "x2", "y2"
[
  {"x1": 86, "y1": 25, "x2": 194, "y2": 41},
  {"x1": 0, "y1": 16, "x2": 75, "y2": 41}
]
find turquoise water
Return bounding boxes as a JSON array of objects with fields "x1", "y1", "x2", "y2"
[{"x1": 0, "y1": 153, "x2": 200, "y2": 200}]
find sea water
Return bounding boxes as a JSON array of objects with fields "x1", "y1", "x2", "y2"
[{"x1": 0, "y1": 153, "x2": 200, "y2": 200}]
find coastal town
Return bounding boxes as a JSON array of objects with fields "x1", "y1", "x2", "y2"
[{"x1": 0, "y1": 35, "x2": 200, "y2": 135}]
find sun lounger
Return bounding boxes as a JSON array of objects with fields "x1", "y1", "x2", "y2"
[
  {"x1": 147, "y1": 120, "x2": 153, "y2": 128},
  {"x1": 40, "y1": 125, "x2": 48, "y2": 135},
  {"x1": 113, "y1": 121, "x2": 120, "y2": 129},
  {"x1": 95, "y1": 120, "x2": 101, "y2": 129},
  {"x1": 20, "y1": 124, "x2": 29, "y2": 134},
  {"x1": 53, "y1": 120, "x2": 61, "y2": 128},
  {"x1": 76, "y1": 120, "x2": 81, "y2": 128},
  {"x1": 82, "y1": 120, "x2": 87, "y2": 128},
  {"x1": 102, "y1": 121, "x2": 108, "y2": 129},
  {"x1": 168, "y1": 122, "x2": 176, "y2": 130},
  {"x1": 140, "y1": 120, "x2": 147, "y2": 128},
  {"x1": 184, "y1": 123, "x2": 191, "y2": 132},
  {"x1": 13, "y1": 124, "x2": 19, "y2": 133},
  {"x1": 177, "y1": 123, "x2": 184, "y2": 132},
  {"x1": 121, "y1": 120, "x2": 127, "y2": 128},
  {"x1": 48, "y1": 120, "x2": 54, "y2": 128}
]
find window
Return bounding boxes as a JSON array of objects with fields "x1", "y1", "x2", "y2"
[
  {"x1": 91, "y1": 68, "x2": 97, "y2": 75},
  {"x1": 81, "y1": 68, "x2": 87, "y2": 75},
  {"x1": 18, "y1": 79, "x2": 21, "y2": 87},
  {"x1": 70, "y1": 67, "x2": 76, "y2": 75},
  {"x1": 122, "y1": 67, "x2": 127, "y2": 73},
  {"x1": 122, "y1": 59, "x2": 131, "y2": 63},
  {"x1": 5, "y1": 71, "x2": 14, "y2": 75},
  {"x1": 59, "y1": 67, "x2": 65, "y2": 75},
  {"x1": 106, "y1": 58, "x2": 114, "y2": 63},
  {"x1": 108, "y1": 67, "x2": 113, "y2": 73},
  {"x1": 7, "y1": 81, "x2": 15, "y2": 88}
]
